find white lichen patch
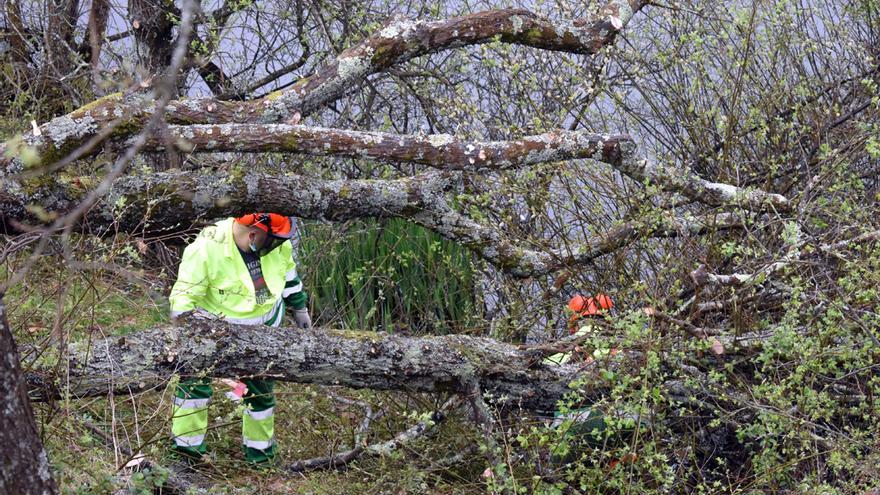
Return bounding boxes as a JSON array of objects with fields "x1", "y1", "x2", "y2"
[
  {"x1": 519, "y1": 250, "x2": 546, "y2": 271},
  {"x1": 554, "y1": 20, "x2": 574, "y2": 41},
  {"x1": 379, "y1": 18, "x2": 417, "y2": 39},
  {"x1": 510, "y1": 15, "x2": 524, "y2": 35},
  {"x1": 427, "y1": 133, "x2": 454, "y2": 148},
  {"x1": 360, "y1": 132, "x2": 384, "y2": 145},
  {"x1": 244, "y1": 173, "x2": 260, "y2": 198},
  {"x1": 617, "y1": 139, "x2": 639, "y2": 156},
  {"x1": 703, "y1": 181, "x2": 740, "y2": 200},
  {"x1": 47, "y1": 114, "x2": 97, "y2": 147},
  {"x1": 184, "y1": 98, "x2": 207, "y2": 111},
  {"x1": 556, "y1": 17, "x2": 605, "y2": 48},
  {"x1": 337, "y1": 51, "x2": 374, "y2": 83},
  {"x1": 523, "y1": 147, "x2": 558, "y2": 164},
  {"x1": 192, "y1": 188, "x2": 213, "y2": 212},
  {"x1": 614, "y1": 1, "x2": 635, "y2": 25},
  {"x1": 267, "y1": 123, "x2": 287, "y2": 134}
]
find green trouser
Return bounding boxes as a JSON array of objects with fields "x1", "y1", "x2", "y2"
[
  {"x1": 172, "y1": 378, "x2": 277, "y2": 463},
  {"x1": 549, "y1": 407, "x2": 642, "y2": 464},
  {"x1": 549, "y1": 407, "x2": 607, "y2": 464}
]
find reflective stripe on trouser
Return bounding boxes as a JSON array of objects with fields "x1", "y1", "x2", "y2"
[
  {"x1": 171, "y1": 378, "x2": 213, "y2": 456},
  {"x1": 170, "y1": 306, "x2": 281, "y2": 461},
  {"x1": 242, "y1": 378, "x2": 276, "y2": 463}
]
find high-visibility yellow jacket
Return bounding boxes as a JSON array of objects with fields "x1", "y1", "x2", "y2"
[
  {"x1": 169, "y1": 218, "x2": 306, "y2": 326},
  {"x1": 544, "y1": 322, "x2": 620, "y2": 366},
  {"x1": 544, "y1": 325, "x2": 594, "y2": 366}
]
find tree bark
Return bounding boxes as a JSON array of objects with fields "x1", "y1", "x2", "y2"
[
  {"x1": 146, "y1": 125, "x2": 629, "y2": 171},
  {"x1": 86, "y1": 0, "x2": 110, "y2": 73},
  {"x1": 128, "y1": 0, "x2": 176, "y2": 74},
  {"x1": 0, "y1": 169, "x2": 455, "y2": 233},
  {"x1": 3, "y1": 0, "x2": 33, "y2": 86},
  {"x1": 26, "y1": 317, "x2": 591, "y2": 413},
  {"x1": 0, "y1": 297, "x2": 59, "y2": 495},
  {"x1": 42, "y1": 0, "x2": 79, "y2": 87}
]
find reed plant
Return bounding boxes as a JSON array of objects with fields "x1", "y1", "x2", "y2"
[{"x1": 297, "y1": 218, "x2": 480, "y2": 335}]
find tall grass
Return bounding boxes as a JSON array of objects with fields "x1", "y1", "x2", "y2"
[{"x1": 297, "y1": 218, "x2": 480, "y2": 335}]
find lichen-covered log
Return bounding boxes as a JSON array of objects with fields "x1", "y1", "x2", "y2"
[
  {"x1": 617, "y1": 141, "x2": 791, "y2": 211},
  {"x1": 0, "y1": 166, "x2": 744, "y2": 277},
  {"x1": 27, "y1": 318, "x2": 582, "y2": 412},
  {"x1": 0, "y1": 1, "x2": 648, "y2": 171},
  {"x1": 413, "y1": 204, "x2": 746, "y2": 277},
  {"x1": 121, "y1": 123, "x2": 793, "y2": 214},
  {"x1": 259, "y1": 0, "x2": 648, "y2": 123},
  {"x1": 147, "y1": 125, "x2": 630, "y2": 172},
  {"x1": 0, "y1": 168, "x2": 454, "y2": 234}
]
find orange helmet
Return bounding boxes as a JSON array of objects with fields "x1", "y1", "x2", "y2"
[
  {"x1": 234, "y1": 213, "x2": 296, "y2": 256},
  {"x1": 568, "y1": 293, "x2": 614, "y2": 316},
  {"x1": 567, "y1": 293, "x2": 613, "y2": 332},
  {"x1": 234, "y1": 213, "x2": 295, "y2": 238}
]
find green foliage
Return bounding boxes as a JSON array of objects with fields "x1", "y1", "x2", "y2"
[{"x1": 300, "y1": 218, "x2": 479, "y2": 334}]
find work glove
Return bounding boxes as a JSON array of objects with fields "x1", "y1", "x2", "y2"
[
  {"x1": 219, "y1": 379, "x2": 248, "y2": 403},
  {"x1": 293, "y1": 308, "x2": 312, "y2": 329}
]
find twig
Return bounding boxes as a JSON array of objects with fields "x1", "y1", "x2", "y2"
[{"x1": 285, "y1": 397, "x2": 458, "y2": 473}]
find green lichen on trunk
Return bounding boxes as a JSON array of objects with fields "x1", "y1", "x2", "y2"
[{"x1": 68, "y1": 92, "x2": 123, "y2": 118}]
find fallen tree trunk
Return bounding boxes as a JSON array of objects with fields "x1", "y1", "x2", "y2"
[
  {"x1": 26, "y1": 317, "x2": 587, "y2": 412},
  {"x1": 0, "y1": 166, "x2": 746, "y2": 277},
  {"x1": 0, "y1": 169, "x2": 453, "y2": 234},
  {"x1": 144, "y1": 126, "x2": 629, "y2": 172}
]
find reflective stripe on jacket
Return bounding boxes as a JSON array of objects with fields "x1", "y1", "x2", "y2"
[{"x1": 169, "y1": 218, "x2": 306, "y2": 323}]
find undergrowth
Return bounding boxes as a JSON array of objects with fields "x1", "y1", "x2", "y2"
[{"x1": 2, "y1": 225, "x2": 488, "y2": 494}]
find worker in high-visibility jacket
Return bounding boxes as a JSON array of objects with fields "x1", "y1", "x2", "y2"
[
  {"x1": 543, "y1": 293, "x2": 615, "y2": 366},
  {"x1": 545, "y1": 294, "x2": 623, "y2": 463},
  {"x1": 168, "y1": 213, "x2": 311, "y2": 464}
]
